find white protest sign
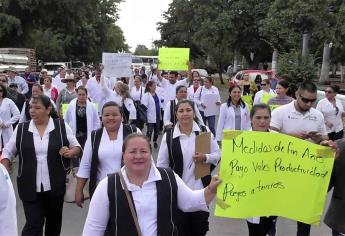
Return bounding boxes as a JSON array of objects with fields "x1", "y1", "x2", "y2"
[{"x1": 102, "y1": 53, "x2": 132, "y2": 78}]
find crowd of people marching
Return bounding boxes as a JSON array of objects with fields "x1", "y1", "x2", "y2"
[{"x1": 0, "y1": 63, "x2": 344, "y2": 236}]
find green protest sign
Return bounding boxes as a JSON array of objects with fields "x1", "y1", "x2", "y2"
[
  {"x1": 215, "y1": 130, "x2": 335, "y2": 225},
  {"x1": 158, "y1": 48, "x2": 190, "y2": 70}
]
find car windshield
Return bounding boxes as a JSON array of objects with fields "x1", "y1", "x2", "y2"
[
  {"x1": 43, "y1": 65, "x2": 62, "y2": 71},
  {"x1": 132, "y1": 58, "x2": 143, "y2": 64}
]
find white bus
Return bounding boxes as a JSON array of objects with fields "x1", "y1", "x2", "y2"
[{"x1": 132, "y1": 55, "x2": 158, "y2": 72}]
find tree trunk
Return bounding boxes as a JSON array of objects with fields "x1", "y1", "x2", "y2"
[
  {"x1": 233, "y1": 54, "x2": 238, "y2": 73},
  {"x1": 218, "y1": 64, "x2": 225, "y2": 84},
  {"x1": 302, "y1": 33, "x2": 310, "y2": 58},
  {"x1": 319, "y1": 43, "x2": 331, "y2": 83},
  {"x1": 341, "y1": 65, "x2": 344, "y2": 83},
  {"x1": 271, "y1": 50, "x2": 278, "y2": 73}
]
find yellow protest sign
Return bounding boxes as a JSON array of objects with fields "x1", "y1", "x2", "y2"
[
  {"x1": 215, "y1": 130, "x2": 335, "y2": 225},
  {"x1": 158, "y1": 48, "x2": 190, "y2": 70},
  {"x1": 62, "y1": 104, "x2": 69, "y2": 118},
  {"x1": 261, "y1": 94, "x2": 276, "y2": 104},
  {"x1": 269, "y1": 104, "x2": 280, "y2": 111},
  {"x1": 61, "y1": 102, "x2": 99, "y2": 118},
  {"x1": 242, "y1": 95, "x2": 253, "y2": 111}
]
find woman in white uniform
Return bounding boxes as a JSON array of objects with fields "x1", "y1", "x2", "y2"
[
  {"x1": 1, "y1": 95, "x2": 81, "y2": 236},
  {"x1": 75, "y1": 102, "x2": 140, "y2": 206},
  {"x1": 130, "y1": 75, "x2": 145, "y2": 130},
  {"x1": 0, "y1": 163, "x2": 17, "y2": 236},
  {"x1": 157, "y1": 100, "x2": 220, "y2": 236},
  {"x1": 0, "y1": 84, "x2": 20, "y2": 150},
  {"x1": 246, "y1": 104, "x2": 277, "y2": 236},
  {"x1": 216, "y1": 85, "x2": 251, "y2": 145},
  {"x1": 316, "y1": 85, "x2": 345, "y2": 141},
  {"x1": 65, "y1": 86, "x2": 100, "y2": 148},
  {"x1": 82, "y1": 133, "x2": 221, "y2": 236}
]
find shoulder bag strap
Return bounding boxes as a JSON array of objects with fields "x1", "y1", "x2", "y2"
[{"x1": 118, "y1": 172, "x2": 143, "y2": 236}]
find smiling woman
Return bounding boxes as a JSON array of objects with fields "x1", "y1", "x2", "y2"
[
  {"x1": 76, "y1": 101, "x2": 141, "y2": 205},
  {"x1": 82, "y1": 133, "x2": 221, "y2": 236}
]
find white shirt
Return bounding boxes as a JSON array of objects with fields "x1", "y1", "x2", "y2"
[
  {"x1": 270, "y1": 102, "x2": 327, "y2": 142},
  {"x1": 142, "y1": 92, "x2": 161, "y2": 123},
  {"x1": 77, "y1": 125, "x2": 141, "y2": 183},
  {"x1": 2, "y1": 118, "x2": 80, "y2": 192},
  {"x1": 82, "y1": 164, "x2": 208, "y2": 236},
  {"x1": 130, "y1": 86, "x2": 144, "y2": 102},
  {"x1": 86, "y1": 77, "x2": 103, "y2": 113},
  {"x1": 193, "y1": 86, "x2": 221, "y2": 112},
  {"x1": 0, "y1": 98, "x2": 20, "y2": 149},
  {"x1": 157, "y1": 121, "x2": 220, "y2": 191},
  {"x1": 8, "y1": 75, "x2": 29, "y2": 94},
  {"x1": 163, "y1": 99, "x2": 204, "y2": 127},
  {"x1": 253, "y1": 89, "x2": 276, "y2": 105},
  {"x1": 0, "y1": 164, "x2": 17, "y2": 236},
  {"x1": 187, "y1": 85, "x2": 200, "y2": 101},
  {"x1": 160, "y1": 78, "x2": 186, "y2": 111},
  {"x1": 216, "y1": 103, "x2": 251, "y2": 141},
  {"x1": 52, "y1": 74, "x2": 66, "y2": 92},
  {"x1": 316, "y1": 98, "x2": 344, "y2": 133}
]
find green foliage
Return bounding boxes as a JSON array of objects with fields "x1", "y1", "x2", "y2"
[
  {"x1": 133, "y1": 45, "x2": 157, "y2": 56},
  {"x1": 0, "y1": 0, "x2": 128, "y2": 63},
  {"x1": 277, "y1": 50, "x2": 317, "y2": 84}
]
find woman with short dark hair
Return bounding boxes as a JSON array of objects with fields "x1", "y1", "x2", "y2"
[
  {"x1": 75, "y1": 101, "x2": 141, "y2": 206},
  {"x1": 0, "y1": 94, "x2": 81, "y2": 236},
  {"x1": 316, "y1": 85, "x2": 345, "y2": 141},
  {"x1": 83, "y1": 133, "x2": 221, "y2": 235}
]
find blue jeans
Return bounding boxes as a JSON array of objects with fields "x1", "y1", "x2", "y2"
[{"x1": 200, "y1": 111, "x2": 216, "y2": 136}]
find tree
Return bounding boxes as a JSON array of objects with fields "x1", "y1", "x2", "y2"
[
  {"x1": 0, "y1": 0, "x2": 128, "y2": 63},
  {"x1": 133, "y1": 45, "x2": 158, "y2": 56},
  {"x1": 277, "y1": 50, "x2": 317, "y2": 84}
]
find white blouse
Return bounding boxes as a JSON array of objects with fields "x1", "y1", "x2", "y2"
[
  {"x1": 157, "y1": 121, "x2": 220, "y2": 191},
  {"x1": 130, "y1": 86, "x2": 144, "y2": 102},
  {"x1": 2, "y1": 118, "x2": 80, "y2": 192},
  {"x1": 0, "y1": 98, "x2": 20, "y2": 150},
  {"x1": 82, "y1": 164, "x2": 208, "y2": 236},
  {"x1": 316, "y1": 98, "x2": 344, "y2": 133},
  {"x1": 77, "y1": 124, "x2": 141, "y2": 183},
  {"x1": 193, "y1": 85, "x2": 221, "y2": 112}
]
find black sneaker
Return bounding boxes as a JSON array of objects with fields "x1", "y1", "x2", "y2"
[{"x1": 154, "y1": 142, "x2": 158, "y2": 149}]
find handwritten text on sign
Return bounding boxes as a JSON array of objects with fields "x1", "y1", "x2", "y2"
[
  {"x1": 158, "y1": 48, "x2": 190, "y2": 71},
  {"x1": 102, "y1": 53, "x2": 132, "y2": 78},
  {"x1": 215, "y1": 130, "x2": 334, "y2": 225}
]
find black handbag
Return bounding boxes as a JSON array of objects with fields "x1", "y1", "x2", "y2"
[{"x1": 136, "y1": 88, "x2": 148, "y2": 123}]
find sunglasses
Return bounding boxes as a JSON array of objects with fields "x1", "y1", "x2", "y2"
[
  {"x1": 261, "y1": 83, "x2": 267, "y2": 86},
  {"x1": 0, "y1": 90, "x2": 3, "y2": 92},
  {"x1": 0, "y1": 80, "x2": 6, "y2": 82},
  {"x1": 325, "y1": 90, "x2": 334, "y2": 94},
  {"x1": 299, "y1": 95, "x2": 317, "y2": 104},
  {"x1": 193, "y1": 79, "x2": 200, "y2": 81}
]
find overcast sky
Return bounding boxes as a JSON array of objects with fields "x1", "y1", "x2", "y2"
[{"x1": 117, "y1": 0, "x2": 172, "y2": 52}]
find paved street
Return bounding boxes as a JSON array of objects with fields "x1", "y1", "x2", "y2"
[{"x1": 12, "y1": 84, "x2": 333, "y2": 236}]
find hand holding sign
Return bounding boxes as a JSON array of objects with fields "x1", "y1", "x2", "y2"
[{"x1": 215, "y1": 130, "x2": 335, "y2": 225}]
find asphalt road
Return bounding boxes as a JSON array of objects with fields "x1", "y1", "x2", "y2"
[{"x1": 11, "y1": 83, "x2": 334, "y2": 236}]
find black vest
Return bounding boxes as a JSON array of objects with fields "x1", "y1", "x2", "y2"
[
  {"x1": 169, "y1": 100, "x2": 177, "y2": 126},
  {"x1": 89, "y1": 124, "x2": 137, "y2": 197},
  {"x1": 105, "y1": 167, "x2": 178, "y2": 236},
  {"x1": 16, "y1": 119, "x2": 70, "y2": 201},
  {"x1": 166, "y1": 125, "x2": 215, "y2": 187}
]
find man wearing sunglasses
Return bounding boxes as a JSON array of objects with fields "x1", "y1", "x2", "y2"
[{"x1": 270, "y1": 81, "x2": 328, "y2": 236}]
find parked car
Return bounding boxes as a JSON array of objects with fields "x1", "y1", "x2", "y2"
[
  {"x1": 43, "y1": 62, "x2": 71, "y2": 76},
  {"x1": 192, "y1": 69, "x2": 209, "y2": 79},
  {"x1": 233, "y1": 70, "x2": 272, "y2": 82}
]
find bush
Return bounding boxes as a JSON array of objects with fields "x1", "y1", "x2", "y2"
[{"x1": 277, "y1": 50, "x2": 317, "y2": 84}]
